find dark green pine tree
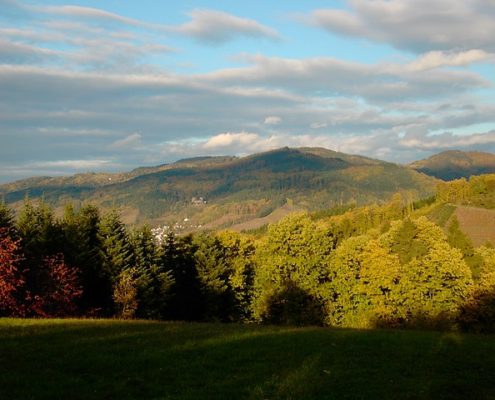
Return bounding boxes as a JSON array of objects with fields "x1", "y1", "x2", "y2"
[
  {"x1": 131, "y1": 225, "x2": 174, "y2": 319},
  {"x1": 161, "y1": 232, "x2": 202, "y2": 321},
  {"x1": 0, "y1": 201, "x2": 15, "y2": 235},
  {"x1": 390, "y1": 218, "x2": 428, "y2": 264},
  {"x1": 98, "y1": 209, "x2": 134, "y2": 283},
  {"x1": 16, "y1": 198, "x2": 62, "y2": 267},
  {"x1": 193, "y1": 233, "x2": 237, "y2": 321},
  {"x1": 61, "y1": 204, "x2": 112, "y2": 314},
  {"x1": 15, "y1": 199, "x2": 65, "y2": 313},
  {"x1": 132, "y1": 225, "x2": 159, "y2": 271}
]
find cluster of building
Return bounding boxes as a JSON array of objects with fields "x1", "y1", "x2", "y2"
[{"x1": 151, "y1": 218, "x2": 203, "y2": 244}]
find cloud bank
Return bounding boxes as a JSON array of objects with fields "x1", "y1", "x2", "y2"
[{"x1": 0, "y1": 0, "x2": 494, "y2": 182}]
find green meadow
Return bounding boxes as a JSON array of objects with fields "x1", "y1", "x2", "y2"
[{"x1": 1, "y1": 319, "x2": 495, "y2": 400}]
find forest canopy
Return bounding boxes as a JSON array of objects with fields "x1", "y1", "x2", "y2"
[{"x1": 2, "y1": 174, "x2": 495, "y2": 332}]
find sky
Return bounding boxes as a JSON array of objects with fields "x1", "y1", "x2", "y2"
[{"x1": 1, "y1": 0, "x2": 495, "y2": 183}]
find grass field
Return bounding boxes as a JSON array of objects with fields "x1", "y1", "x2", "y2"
[
  {"x1": 1, "y1": 319, "x2": 495, "y2": 400},
  {"x1": 455, "y1": 205, "x2": 495, "y2": 246}
]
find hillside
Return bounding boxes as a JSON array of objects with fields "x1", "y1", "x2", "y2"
[
  {"x1": 2, "y1": 319, "x2": 495, "y2": 400},
  {"x1": 410, "y1": 150, "x2": 495, "y2": 180},
  {"x1": 0, "y1": 147, "x2": 437, "y2": 228}
]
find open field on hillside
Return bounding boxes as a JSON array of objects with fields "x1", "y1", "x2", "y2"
[
  {"x1": 228, "y1": 203, "x2": 301, "y2": 232},
  {"x1": 455, "y1": 206, "x2": 495, "y2": 246},
  {"x1": 1, "y1": 319, "x2": 495, "y2": 400}
]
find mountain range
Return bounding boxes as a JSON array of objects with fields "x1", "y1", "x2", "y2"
[
  {"x1": 0, "y1": 147, "x2": 435, "y2": 228},
  {"x1": 2, "y1": 148, "x2": 494, "y2": 230},
  {"x1": 409, "y1": 150, "x2": 495, "y2": 180}
]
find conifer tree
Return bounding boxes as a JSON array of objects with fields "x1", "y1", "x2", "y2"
[
  {"x1": 161, "y1": 232, "x2": 202, "y2": 320},
  {"x1": 0, "y1": 201, "x2": 15, "y2": 234},
  {"x1": 61, "y1": 204, "x2": 111, "y2": 314},
  {"x1": 17, "y1": 199, "x2": 62, "y2": 266},
  {"x1": 99, "y1": 209, "x2": 133, "y2": 281},
  {"x1": 16, "y1": 199, "x2": 64, "y2": 304},
  {"x1": 131, "y1": 225, "x2": 173, "y2": 319},
  {"x1": 194, "y1": 233, "x2": 236, "y2": 321}
]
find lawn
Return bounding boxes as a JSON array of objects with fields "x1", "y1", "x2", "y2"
[{"x1": 1, "y1": 319, "x2": 495, "y2": 399}]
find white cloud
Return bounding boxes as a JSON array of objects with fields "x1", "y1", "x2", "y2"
[
  {"x1": 153, "y1": 127, "x2": 495, "y2": 167},
  {"x1": 308, "y1": 0, "x2": 495, "y2": 53},
  {"x1": 0, "y1": 38, "x2": 60, "y2": 64},
  {"x1": 408, "y1": 50, "x2": 494, "y2": 71},
  {"x1": 37, "y1": 127, "x2": 112, "y2": 137},
  {"x1": 399, "y1": 129, "x2": 495, "y2": 150},
  {"x1": 36, "y1": 4, "x2": 162, "y2": 31},
  {"x1": 0, "y1": 2, "x2": 494, "y2": 182},
  {"x1": 201, "y1": 54, "x2": 489, "y2": 101},
  {"x1": 203, "y1": 132, "x2": 259, "y2": 149},
  {"x1": 29, "y1": 159, "x2": 115, "y2": 169},
  {"x1": 110, "y1": 133, "x2": 143, "y2": 149},
  {"x1": 169, "y1": 9, "x2": 280, "y2": 44},
  {"x1": 264, "y1": 116, "x2": 282, "y2": 125}
]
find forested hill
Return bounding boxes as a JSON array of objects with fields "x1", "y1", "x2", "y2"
[
  {"x1": 410, "y1": 150, "x2": 495, "y2": 181},
  {"x1": 0, "y1": 147, "x2": 437, "y2": 227}
]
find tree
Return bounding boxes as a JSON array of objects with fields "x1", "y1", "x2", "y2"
[
  {"x1": 16, "y1": 199, "x2": 62, "y2": 268},
  {"x1": 0, "y1": 228, "x2": 26, "y2": 317},
  {"x1": 459, "y1": 247, "x2": 495, "y2": 332},
  {"x1": 131, "y1": 225, "x2": 173, "y2": 319},
  {"x1": 60, "y1": 204, "x2": 111, "y2": 314},
  {"x1": 252, "y1": 214, "x2": 334, "y2": 324},
  {"x1": 383, "y1": 217, "x2": 473, "y2": 325},
  {"x1": 161, "y1": 233, "x2": 202, "y2": 320},
  {"x1": 216, "y1": 230, "x2": 257, "y2": 321},
  {"x1": 113, "y1": 268, "x2": 139, "y2": 319},
  {"x1": 193, "y1": 233, "x2": 237, "y2": 321},
  {"x1": 36, "y1": 254, "x2": 82, "y2": 317},
  {"x1": 326, "y1": 235, "x2": 369, "y2": 327},
  {"x1": 99, "y1": 210, "x2": 133, "y2": 282},
  {"x1": 0, "y1": 201, "x2": 15, "y2": 234}
]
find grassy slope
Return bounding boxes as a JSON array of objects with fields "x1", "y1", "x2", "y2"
[
  {"x1": 455, "y1": 206, "x2": 495, "y2": 246},
  {"x1": 421, "y1": 203, "x2": 495, "y2": 246},
  {"x1": 2, "y1": 319, "x2": 495, "y2": 400}
]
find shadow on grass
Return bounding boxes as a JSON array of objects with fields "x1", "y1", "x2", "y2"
[{"x1": 1, "y1": 319, "x2": 495, "y2": 400}]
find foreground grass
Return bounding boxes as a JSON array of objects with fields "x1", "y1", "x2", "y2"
[{"x1": 1, "y1": 319, "x2": 495, "y2": 400}]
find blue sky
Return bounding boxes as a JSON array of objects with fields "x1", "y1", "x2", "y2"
[{"x1": 1, "y1": 0, "x2": 495, "y2": 182}]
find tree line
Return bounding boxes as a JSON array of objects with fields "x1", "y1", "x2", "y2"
[{"x1": 1, "y1": 178, "x2": 495, "y2": 332}]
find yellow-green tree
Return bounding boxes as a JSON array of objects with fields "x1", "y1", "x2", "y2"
[
  {"x1": 325, "y1": 235, "x2": 368, "y2": 327},
  {"x1": 216, "y1": 230, "x2": 257, "y2": 321},
  {"x1": 459, "y1": 246, "x2": 495, "y2": 332},
  {"x1": 252, "y1": 213, "x2": 335, "y2": 324},
  {"x1": 382, "y1": 217, "x2": 473, "y2": 324}
]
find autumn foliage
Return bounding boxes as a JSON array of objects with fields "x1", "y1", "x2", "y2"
[
  {"x1": 0, "y1": 226, "x2": 82, "y2": 318},
  {"x1": 0, "y1": 229, "x2": 26, "y2": 317}
]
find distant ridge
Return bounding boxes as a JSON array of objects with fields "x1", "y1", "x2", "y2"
[
  {"x1": 0, "y1": 147, "x2": 437, "y2": 228},
  {"x1": 410, "y1": 150, "x2": 495, "y2": 180}
]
